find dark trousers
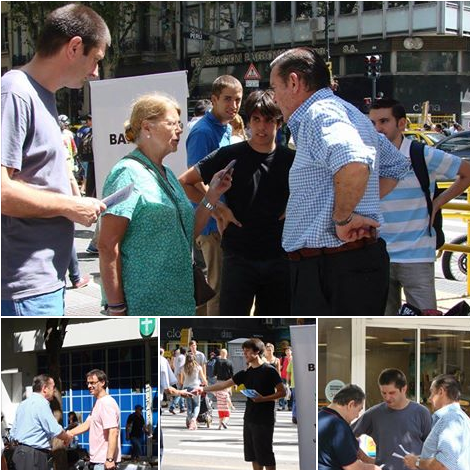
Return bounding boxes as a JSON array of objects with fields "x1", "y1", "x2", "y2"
[
  {"x1": 12, "y1": 445, "x2": 49, "y2": 470},
  {"x1": 130, "y1": 436, "x2": 143, "y2": 458},
  {"x1": 220, "y1": 251, "x2": 290, "y2": 316},
  {"x1": 289, "y1": 238, "x2": 389, "y2": 316}
]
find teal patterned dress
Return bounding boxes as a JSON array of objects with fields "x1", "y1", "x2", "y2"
[{"x1": 102, "y1": 149, "x2": 195, "y2": 316}]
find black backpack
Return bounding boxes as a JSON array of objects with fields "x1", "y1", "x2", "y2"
[
  {"x1": 409, "y1": 140, "x2": 445, "y2": 249},
  {"x1": 78, "y1": 129, "x2": 94, "y2": 162}
]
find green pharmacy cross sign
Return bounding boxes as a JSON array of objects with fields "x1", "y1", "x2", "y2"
[{"x1": 139, "y1": 318, "x2": 156, "y2": 337}]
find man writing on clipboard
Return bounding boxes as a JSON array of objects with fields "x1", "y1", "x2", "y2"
[{"x1": 194, "y1": 338, "x2": 285, "y2": 470}]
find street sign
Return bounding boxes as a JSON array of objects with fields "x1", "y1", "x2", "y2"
[
  {"x1": 183, "y1": 30, "x2": 210, "y2": 41},
  {"x1": 245, "y1": 79, "x2": 259, "y2": 88},
  {"x1": 244, "y1": 63, "x2": 261, "y2": 80},
  {"x1": 139, "y1": 318, "x2": 156, "y2": 337}
]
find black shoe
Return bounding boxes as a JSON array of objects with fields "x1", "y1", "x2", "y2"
[
  {"x1": 169, "y1": 409, "x2": 176, "y2": 415},
  {"x1": 292, "y1": 417, "x2": 297, "y2": 424}
]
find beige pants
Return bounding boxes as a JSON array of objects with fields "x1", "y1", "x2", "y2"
[{"x1": 195, "y1": 232, "x2": 222, "y2": 316}]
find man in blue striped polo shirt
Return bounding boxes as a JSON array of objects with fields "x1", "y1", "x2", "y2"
[
  {"x1": 270, "y1": 48, "x2": 409, "y2": 315},
  {"x1": 369, "y1": 99, "x2": 470, "y2": 315}
]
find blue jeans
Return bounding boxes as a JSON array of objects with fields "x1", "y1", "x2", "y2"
[
  {"x1": 291, "y1": 388, "x2": 297, "y2": 419},
  {"x1": 90, "y1": 465, "x2": 104, "y2": 470},
  {"x1": 68, "y1": 244, "x2": 81, "y2": 284},
  {"x1": 185, "y1": 387, "x2": 201, "y2": 420},
  {"x1": 1, "y1": 288, "x2": 65, "y2": 316},
  {"x1": 130, "y1": 436, "x2": 143, "y2": 458}
]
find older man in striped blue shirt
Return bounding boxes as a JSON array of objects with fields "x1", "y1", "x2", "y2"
[
  {"x1": 270, "y1": 47, "x2": 409, "y2": 315},
  {"x1": 404, "y1": 374, "x2": 470, "y2": 470}
]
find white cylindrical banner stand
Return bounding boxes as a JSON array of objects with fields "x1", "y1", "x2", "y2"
[
  {"x1": 290, "y1": 324, "x2": 316, "y2": 470},
  {"x1": 89, "y1": 71, "x2": 189, "y2": 198}
]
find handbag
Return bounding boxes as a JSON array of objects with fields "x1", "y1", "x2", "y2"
[{"x1": 124, "y1": 155, "x2": 215, "y2": 307}]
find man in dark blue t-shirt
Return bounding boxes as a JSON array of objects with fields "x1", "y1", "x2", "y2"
[
  {"x1": 194, "y1": 338, "x2": 285, "y2": 470},
  {"x1": 319, "y1": 384, "x2": 382, "y2": 470}
]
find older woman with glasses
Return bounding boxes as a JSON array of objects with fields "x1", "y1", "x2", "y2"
[{"x1": 99, "y1": 93, "x2": 231, "y2": 316}]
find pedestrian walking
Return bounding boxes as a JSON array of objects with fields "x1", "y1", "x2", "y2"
[{"x1": 181, "y1": 352, "x2": 207, "y2": 430}]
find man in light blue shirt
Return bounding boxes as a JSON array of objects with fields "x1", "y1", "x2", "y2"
[
  {"x1": 404, "y1": 374, "x2": 470, "y2": 470},
  {"x1": 270, "y1": 47, "x2": 409, "y2": 315},
  {"x1": 10, "y1": 374, "x2": 71, "y2": 470},
  {"x1": 186, "y1": 75, "x2": 243, "y2": 316}
]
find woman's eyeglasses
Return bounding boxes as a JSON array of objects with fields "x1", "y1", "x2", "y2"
[{"x1": 161, "y1": 120, "x2": 183, "y2": 130}]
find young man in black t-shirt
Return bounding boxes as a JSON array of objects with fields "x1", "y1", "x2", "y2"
[
  {"x1": 194, "y1": 338, "x2": 285, "y2": 470},
  {"x1": 179, "y1": 90, "x2": 295, "y2": 316}
]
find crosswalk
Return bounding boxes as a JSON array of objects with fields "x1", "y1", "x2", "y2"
[{"x1": 161, "y1": 400, "x2": 300, "y2": 469}]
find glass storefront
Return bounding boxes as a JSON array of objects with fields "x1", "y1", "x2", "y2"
[{"x1": 318, "y1": 319, "x2": 470, "y2": 417}]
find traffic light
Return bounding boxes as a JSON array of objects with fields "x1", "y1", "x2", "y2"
[{"x1": 365, "y1": 55, "x2": 382, "y2": 79}]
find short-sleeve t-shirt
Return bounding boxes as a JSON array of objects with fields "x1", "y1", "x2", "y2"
[
  {"x1": 1, "y1": 70, "x2": 73, "y2": 300},
  {"x1": 87, "y1": 395, "x2": 121, "y2": 464},
  {"x1": 198, "y1": 142, "x2": 295, "y2": 259},
  {"x1": 352, "y1": 401, "x2": 432, "y2": 470},
  {"x1": 102, "y1": 149, "x2": 195, "y2": 315},
  {"x1": 318, "y1": 407, "x2": 359, "y2": 470},
  {"x1": 232, "y1": 363, "x2": 282, "y2": 425}
]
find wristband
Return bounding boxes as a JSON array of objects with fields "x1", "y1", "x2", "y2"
[
  {"x1": 333, "y1": 212, "x2": 354, "y2": 226},
  {"x1": 201, "y1": 196, "x2": 216, "y2": 212},
  {"x1": 107, "y1": 306, "x2": 127, "y2": 315},
  {"x1": 107, "y1": 302, "x2": 126, "y2": 308}
]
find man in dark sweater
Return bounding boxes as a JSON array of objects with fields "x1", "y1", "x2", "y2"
[
  {"x1": 214, "y1": 348, "x2": 234, "y2": 382},
  {"x1": 194, "y1": 338, "x2": 285, "y2": 470}
]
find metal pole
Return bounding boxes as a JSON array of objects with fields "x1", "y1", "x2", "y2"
[
  {"x1": 372, "y1": 77, "x2": 377, "y2": 104},
  {"x1": 325, "y1": 2, "x2": 330, "y2": 61}
]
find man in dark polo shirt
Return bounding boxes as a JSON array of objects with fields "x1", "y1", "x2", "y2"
[
  {"x1": 319, "y1": 384, "x2": 382, "y2": 470},
  {"x1": 180, "y1": 90, "x2": 295, "y2": 316},
  {"x1": 194, "y1": 338, "x2": 285, "y2": 470}
]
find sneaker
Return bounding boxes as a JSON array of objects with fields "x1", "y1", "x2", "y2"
[
  {"x1": 169, "y1": 409, "x2": 176, "y2": 415},
  {"x1": 292, "y1": 417, "x2": 298, "y2": 424},
  {"x1": 180, "y1": 409, "x2": 186, "y2": 413},
  {"x1": 72, "y1": 274, "x2": 91, "y2": 289},
  {"x1": 86, "y1": 243, "x2": 99, "y2": 255}
]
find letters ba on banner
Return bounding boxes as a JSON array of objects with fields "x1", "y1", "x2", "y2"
[
  {"x1": 90, "y1": 71, "x2": 189, "y2": 198},
  {"x1": 290, "y1": 324, "x2": 316, "y2": 470}
]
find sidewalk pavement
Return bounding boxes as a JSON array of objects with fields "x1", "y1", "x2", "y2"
[{"x1": 66, "y1": 224, "x2": 470, "y2": 316}]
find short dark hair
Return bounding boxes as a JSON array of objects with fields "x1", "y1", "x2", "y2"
[
  {"x1": 370, "y1": 98, "x2": 406, "y2": 122},
  {"x1": 270, "y1": 47, "x2": 331, "y2": 92},
  {"x1": 244, "y1": 89, "x2": 282, "y2": 123},
  {"x1": 378, "y1": 368, "x2": 407, "y2": 390},
  {"x1": 86, "y1": 369, "x2": 108, "y2": 387},
  {"x1": 332, "y1": 384, "x2": 365, "y2": 406},
  {"x1": 135, "y1": 404, "x2": 143, "y2": 410},
  {"x1": 194, "y1": 99, "x2": 211, "y2": 116},
  {"x1": 36, "y1": 4, "x2": 111, "y2": 58},
  {"x1": 32, "y1": 374, "x2": 53, "y2": 392},
  {"x1": 212, "y1": 75, "x2": 242, "y2": 98},
  {"x1": 179, "y1": 347, "x2": 187, "y2": 355},
  {"x1": 431, "y1": 374, "x2": 461, "y2": 401},
  {"x1": 242, "y1": 338, "x2": 265, "y2": 356}
]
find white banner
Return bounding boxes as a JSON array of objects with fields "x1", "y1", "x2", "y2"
[
  {"x1": 89, "y1": 71, "x2": 189, "y2": 198},
  {"x1": 290, "y1": 324, "x2": 316, "y2": 470}
]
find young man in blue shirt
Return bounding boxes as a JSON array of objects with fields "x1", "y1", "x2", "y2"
[{"x1": 186, "y1": 75, "x2": 243, "y2": 315}]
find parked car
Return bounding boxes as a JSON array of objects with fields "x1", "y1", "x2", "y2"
[
  {"x1": 403, "y1": 130, "x2": 445, "y2": 146},
  {"x1": 434, "y1": 131, "x2": 470, "y2": 162}
]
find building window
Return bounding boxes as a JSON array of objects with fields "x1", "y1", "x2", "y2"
[
  {"x1": 236, "y1": 1, "x2": 253, "y2": 41},
  {"x1": 339, "y1": 2, "x2": 358, "y2": 15},
  {"x1": 388, "y1": 1, "x2": 409, "y2": 7},
  {"x1": 186, "y1": 5, "x2": 200, "y2": 29},
  {"x1": 420, "y1": 329, "x2": 470, "y2": 417},
  {"x1": 296, "y1": 2, "x2": 313, "y2": 19},
  {"x1": 345, "y1": 53, "x2": 390, "y2": 75},
  {"x1": 397, "y1": 51, "x2": 457, "y2": 73},
  {"x1": 363, "y1": 2, "x2": 383, "y2": 11},
  {"x1": 219, "y1": 2, "x2": 236, "y2": 30},
  {"x1": 255, "y1": 1, "x2": 271, "y2": 26},
  {"x1": 1, "y1": 15, "x2": 8, "y2": 53},
  {"x1": 275, "y1": 2, "x2": 291, "y2": 23},
  {"x1": 318, "y1": 318, "x2": 352, "y2": 407}
]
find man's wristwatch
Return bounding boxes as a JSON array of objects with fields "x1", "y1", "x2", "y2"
[
  {"x1": 415, "y1": 457, "x2": 421, "y2": 469},
  {"x1": 106, "y1": 458, "x2": 114, "y2": 463}
]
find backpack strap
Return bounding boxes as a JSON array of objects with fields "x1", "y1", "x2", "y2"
[{"x1": 409, "y1": 140, "x2": 433, "y2": 236}]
